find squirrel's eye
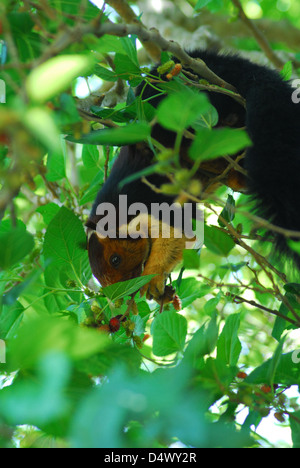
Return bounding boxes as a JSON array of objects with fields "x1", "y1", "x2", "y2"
[{"x1": 110, "y1": 254, "x2": 122, "y2": 268}]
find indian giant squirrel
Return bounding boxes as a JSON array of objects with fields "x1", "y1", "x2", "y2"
[{"x1": 86, "y1": 50, "x2": 300, "y2": 304}]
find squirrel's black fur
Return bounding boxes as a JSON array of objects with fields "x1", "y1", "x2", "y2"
[{"x1": 88, "y1": 50, "x2": 300, "y2": 270}]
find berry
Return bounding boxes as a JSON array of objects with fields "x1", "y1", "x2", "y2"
[
  {"x1": 237, "y1": 371, "x2": 248, "y2": 379},
  {"x1": 261, "y1": 385, "x2": 272, "y2": 394},
  {"x1": 274, "y1": 412, "x2": 285, "y2": 423},
  {"x1": 109, "y1": 317, "x2": 121, "y2": 333}
]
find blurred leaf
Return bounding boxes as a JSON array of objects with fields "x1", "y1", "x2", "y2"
[
  {"x1": 7, "y1": 316, "x2": 109, "y2": 371},
  {"x1": 49, "y1": 0, "x2": 101, "y2": 20},
  {"x1": 0, "y1": 227, "x2": 34, "y2": 269},
  {"x1": 26, "y1": 55, "x2": 94, "y2": 103},
  {"x1": 0, "y1": 352, "x2": 71, "y2": 426},
  {"x1": 24, "y1": 107, "x2": 62, "y2": 153},
  {"x1": 56, "y1": 93, "x2": 81, "y2": 126}
]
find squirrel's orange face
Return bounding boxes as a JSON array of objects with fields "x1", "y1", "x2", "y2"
[{"x1": 87, "y1": 232, "x2": 151, "y2": 287}]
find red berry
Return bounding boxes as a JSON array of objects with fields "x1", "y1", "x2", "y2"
[
  {"x1": 109, "y1": 317, "x2": 121, "y2": 333},
  {"x1": 237, "y1": 371, "x2": 248, "y2": 379},
  {"x1": 261, "y1": 385, "x2": 272, "y2": 394}
]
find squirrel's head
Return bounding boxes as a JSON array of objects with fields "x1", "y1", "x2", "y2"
[{"x1": 86, "y1": 229, "x2": 151, "y2": 288}]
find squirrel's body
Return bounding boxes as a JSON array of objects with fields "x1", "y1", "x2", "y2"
[{"x1": 87, "y1": 50, "x2": 300, "y2": 302}]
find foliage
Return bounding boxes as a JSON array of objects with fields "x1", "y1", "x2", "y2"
[{"x1": 0, "y1": 0, "x2": 300, "y2": 449}]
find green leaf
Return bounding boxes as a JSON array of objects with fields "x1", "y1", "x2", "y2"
[
  {"x1": 66, "y1": 122, "x2": 151, "y2": 146},
  {"x1": 289, "y1": 239, "x2": 300, "y2": 254},
  {"x1": 219, "y1": 194, "x2": 235, "y2": 227},
  {"x1": 0, "y1": 302, "x2": 24, "y2": 340},
  {"x1": 0, "y1": 228, "x2": 34, "y2": 269},
  {"x1": 94, "y1": 64, "x2": 118, "y2": 82},
  {"x1": 157, "y1": 88, "x2": 211, "y2": 132},
  {"x1": 114, "y1": 53, "x2": 141, "y2": 84},
  {"x1": 79, "y1": 170, "x2": 104, "y2": 205},
  {"x1": 151, "y1": 310, "x2": 187, "y2": 356},
  {"x1": 26, "y1": 54, "x2": 94, "y2": 103},
  {"x1": 36, "y1": 203, "x2": 61, "y2": 225},
  {"x1": 43, "y1": 206, "x2": 89, "y2": 284},
  {"x1": 184, "y1": 313, "x2": 219, "y2": 366},
  {"x1": 189, "y1": 127, "x2": 251, "y2": 161},
  {"x1": 246, "y1": 352, "x2": 300, "y2": 387},
  {"x1": 82, "y1": 144, "x2": 100, "y2": 169},
  {"x1": 57, "y1": 93, "x2": 81, "y2": 125},
  {"x1": 217, "y1": 313, "x2": 242, "y2": 366},
  {"x1": 120, "y1": 36, "x2": 139, "y2": 68},
  {"x1": 102, "y1": 275, "x2": 156, "y2": 302},
  {"x1": 176, "y1": 277, "x2": 211, "y2": 309},
  {"x1": 46, "y1": 148, "x2": 66, "y2": 182},
  {"x1": 280, "y1": 61, "x2": 293, "y2": 81},
  {"x1": 183, "y1": 249, "x2": 200, "y2": 270},
  {"x1": 204, "y1": 225, "x2": 235, "y2": 256},
  {"x1": 199, "y1": 357, "x2": 237, "y2": 393},
  {"x1": 290, "y1": 411, "x2": 300, "y2": 448},
  {"x1": 265, "y1": 336, "x2": 286, "y2": 388},
  {"x1": 195, "y1": 0, "x2": 214, "y2": 9}
]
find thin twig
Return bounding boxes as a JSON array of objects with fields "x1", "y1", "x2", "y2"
[
  {"x1": 227, "y1": 293, "x2": 300, "y2": 328},
  {"x1": 231, "y1": 0, "x2": 285, "y2": 69}
]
